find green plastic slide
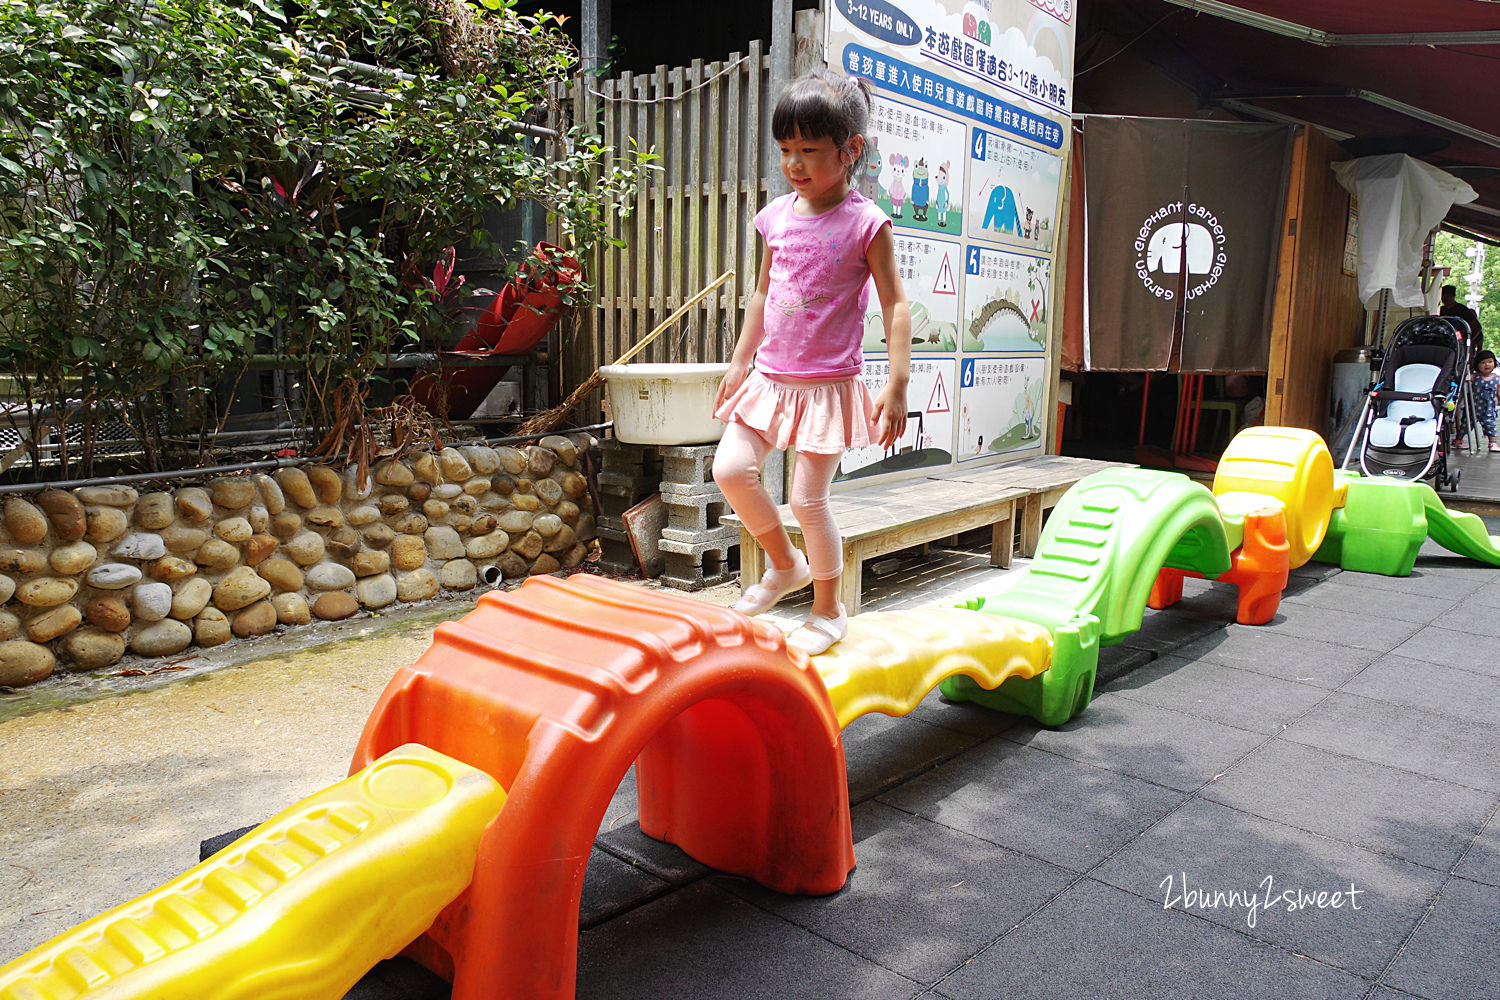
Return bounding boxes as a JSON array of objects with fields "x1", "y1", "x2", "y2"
[
  {"x1": 1419, "y1": 483, "x2": 1500, "y2": 566},
  {"x1": 1315, "y1": 473, "x2": 1500, "y2": 575}
]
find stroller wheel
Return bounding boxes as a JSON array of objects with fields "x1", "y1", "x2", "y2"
[{"x1": 1450, "y1": 470, "x2": 1461, "y2": 493}]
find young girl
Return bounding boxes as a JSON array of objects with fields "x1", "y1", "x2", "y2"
[
  {"x1": 1469, "y1": 350, "x2": 1500, "y2": 452},
  {"x1": 712, "y1": 70, "x2": 911, "y2": 655}
]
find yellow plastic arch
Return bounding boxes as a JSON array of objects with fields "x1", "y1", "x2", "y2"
[{"x1": 1212, "y1": 427, "x2": 1336, "y2": 568}]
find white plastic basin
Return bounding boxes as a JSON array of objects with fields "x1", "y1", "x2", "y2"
[{"x1": 601, "y1": 363, "x2": 730, "y2": 445}]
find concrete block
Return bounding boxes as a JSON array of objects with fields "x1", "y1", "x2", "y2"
[
  {"x1": 658, "y1": 479, "x2": 723, "y2": 500},
  {"x1": 660, "y1": 489, "x2": 732, "y2": 534},
  {"x1": 597, "y1": 471, "x2": 660, "y2": 497},
  {"x1": 660, "y1": 444, "x2": 718, "y2": 488},
  {"x1": 596, "y1": 523, "x2": 636, "y2": 574},
  {"x1": 660, "y1": 541, "x2": 735, "y2": 591},
  {"x1": 599, "y1": 440, "x2": 663, "y2": 477},
  {"x1": 598, "y1": 495, "x2": 645, "y2": 523},
  {"x1": 657, "y1": 524, "x2": 739, "y2": 553}
]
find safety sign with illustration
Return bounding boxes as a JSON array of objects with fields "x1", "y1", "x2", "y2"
[
  {"x1": 828, "y1": 0, "x2": 1076, "y2": 477},
  {"x1": 863, "y1": 234, "x2": 963, "y2": 352},
  {"x1": 957, "y1": 356, "x2": 1047, "y2": 459},
  {"x1": 863, "y1": 96, "x2": 968, "y2": 235},
  {"x1": 841, "y1": 357, "x2": 957, "y2": 480},
  {"x1": 966, "y1": 126, "x2": 1062, "y2": 252},
  {"x1": 962, "y1": 244, "x2": 1051, "y2": 352},
  {"x1": 829, "y1": 0, "x2": 1076, "y2": 122}
]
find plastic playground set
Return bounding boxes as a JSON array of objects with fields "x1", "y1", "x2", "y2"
[{"x1": 5, "y1": 424, "x2": 1500, "y2": 1000}]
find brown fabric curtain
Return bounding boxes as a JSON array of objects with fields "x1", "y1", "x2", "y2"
[
  {"x1": 1061, "y1": 126, "x2": 1086, "y2": 371},
  {"x1": 1081, "y1": 116, "x2": 1293, "y2": 372}
]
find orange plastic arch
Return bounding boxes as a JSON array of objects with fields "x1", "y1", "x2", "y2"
[
  {"x1": 350, "y1": 574, "x2": 853, "y2": 1000},
  {"x1": 1149, "y1": 501, "x2": 1290, "y2": 626}
]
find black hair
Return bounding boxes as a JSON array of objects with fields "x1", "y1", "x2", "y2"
[
  {"x1": 1478, "y1": 350, "x2": 1496, "y2": 364},
  {"x1": 771, "y1": 70, "x2": 872, "y2": 181},
  {"x1": 1442, "y1": 284, "x2": 1458, "y2": 297}
]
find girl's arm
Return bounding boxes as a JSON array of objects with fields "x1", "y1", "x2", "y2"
[
  {"x1": 866, "y1": 223, "x2": 911, "y2": 449},
  {"x1": 714, "y1": 241, "x2": 774, "y2": 408}
]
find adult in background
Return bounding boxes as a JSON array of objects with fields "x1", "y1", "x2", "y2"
[{"x1": 1440, "y1": 283, "x2": 1484, "y2": 358}]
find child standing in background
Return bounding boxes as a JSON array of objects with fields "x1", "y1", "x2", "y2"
[
  {"x1": 1469, "y1": 350, "x2": 1500, "y2": 452},
  {"x1": 712, "y1": 70, "x2": 911, "y2": 655}
]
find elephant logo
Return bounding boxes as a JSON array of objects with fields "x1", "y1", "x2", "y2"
[
  {"x1": 1133, "y1": 202, "x2": 1230, "y2": 302},
  {"x1": 1146, "y1": 223, "x2": 1214, "y2": 275}
]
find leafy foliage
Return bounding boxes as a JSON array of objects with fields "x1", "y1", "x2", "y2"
[
  {"x1": 0, "y1": 0, "x2": 646, "y2": 479},
  {"x1": 1434, "y1": 231, "x2": 1499, "y2": 348}
]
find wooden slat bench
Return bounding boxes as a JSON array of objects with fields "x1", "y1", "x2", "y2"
[
  {"x1": 929, "y1": 455, "x2": 1129, "y2": 558},
  {"x1": 724, "y1": 455, "x2": 1128, "y2": 615}
]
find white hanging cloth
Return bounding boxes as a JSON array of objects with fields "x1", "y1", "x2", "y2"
[{"x1": 1332, "y1": 153, "x2": 1477, "y2": 309}]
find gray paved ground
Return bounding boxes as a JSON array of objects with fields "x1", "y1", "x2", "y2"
[
  {"x1": 1448, "y1": 442, "x2": 1500, "y2": 506},
  {"x1": 354, "y1": 536, "x2": 1499, "y2": 1000},
  {"x1": 4, "y1": 530, "x2": 1499, "y2": 999}
]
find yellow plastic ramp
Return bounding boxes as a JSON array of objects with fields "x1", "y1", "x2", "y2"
[
  {"x1": 810, "y1": 608, "x2": 1052, "y2": 728},
  {"x1": 0, "y1": 744, "x2": 505, "y2": 1000}
]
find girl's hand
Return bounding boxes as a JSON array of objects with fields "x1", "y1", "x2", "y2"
[
  {"x1": 872, "y1": 380, "x2": 908, "y2": 449},
  {"x1": 715, "y1": 361, "x2": 751, "y2": 408},
  {"x1": 865, "y1": 224, "x2": 911, "y2": 451}
]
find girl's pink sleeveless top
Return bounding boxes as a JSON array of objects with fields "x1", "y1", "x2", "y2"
[{"x1": 754, "y1": 190, "x2": 891, "y2": 380}]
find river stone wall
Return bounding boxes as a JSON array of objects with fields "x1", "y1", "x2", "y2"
[{"x1": 0, "y1": 436, "x2": 598, "y2": 689}]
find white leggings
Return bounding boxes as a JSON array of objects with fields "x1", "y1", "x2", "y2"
[{"x1": 713, "y1": 421, "x2": 845, "y2": 581}]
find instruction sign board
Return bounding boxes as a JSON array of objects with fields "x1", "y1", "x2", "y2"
[
  {"x1": 831, "y1": 0, "x2": 1074, "y2": 479},
  {"x1": 845, "y1": 358, "x2": 957, "y2": 479}
]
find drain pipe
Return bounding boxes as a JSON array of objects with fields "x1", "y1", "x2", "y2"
[
  {"x1": 480, "y1": 421, "x2": 612, "y2": 446},
  {"x1": 242, "y1": 353, "x2": 530, "y2": 371}
]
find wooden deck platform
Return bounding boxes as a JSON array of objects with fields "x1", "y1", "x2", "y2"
[{"x1": 725, "y1": 455, "x2": 1128, "y2": 614}]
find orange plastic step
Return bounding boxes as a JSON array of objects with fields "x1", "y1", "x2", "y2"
[
  {"x1": 350, "y1": 573, "x2": 853, "y2": 1000},
  {"x1": 1148, "y1": 493, "x2": 1291, "y2": 625}
]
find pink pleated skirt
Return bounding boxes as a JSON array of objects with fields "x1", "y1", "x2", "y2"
[{"x1": 713, "y1": 369, "x2": 879, "y2": 454}]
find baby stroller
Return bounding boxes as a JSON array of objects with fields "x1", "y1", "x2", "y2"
[{"x1": 1341, "y1": 316, "x2": 1470, "y2": 490}]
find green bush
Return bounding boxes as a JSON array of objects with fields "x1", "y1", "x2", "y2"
[{"x1": 0, "y1": 0, "x2": 644, "y2": 478}]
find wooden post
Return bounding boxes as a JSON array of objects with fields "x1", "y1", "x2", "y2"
[
  {"x1": 1045, "y1": 139, "x2": 1075, "y2": 455},
  {"x1": 705, "y1": 58, "x2": 724, "y2": 357},
  {"x1": 768, "y1": 0, "x2": 793, "y2": 198},
  {"x1": 685, "y1": 58, "x2": 705, "y2": 362},
  {"x1": 723, "y1": 51, "x2": 743, "y2": 365},
  {"x1": 653, "y1": 64, "x2": 669, "y2": 361},
  {"x1": 793, "y1": 7, "x2": 826, "y2": 75},
  {"x1": 1265, "y1": 127, "x2": 1309, "y2": 427},
  {"x1": 669, "y1": 65, "x2": 688, "y2": 364},
  {"x1": 581, "y1": 0, "x2": 611, "y2": 75}
]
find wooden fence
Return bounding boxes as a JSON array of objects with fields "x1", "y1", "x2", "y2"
[{"x1": 554, "y1": 43, "x2": 780, "y2": 414}]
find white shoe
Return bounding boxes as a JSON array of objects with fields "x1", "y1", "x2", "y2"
[
  {"x1": 788, "y1": 606, "x2": 848, "y2": 656},
  {"x1": 734, "y1": 553, "x2": 812, "y2": 615}
]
